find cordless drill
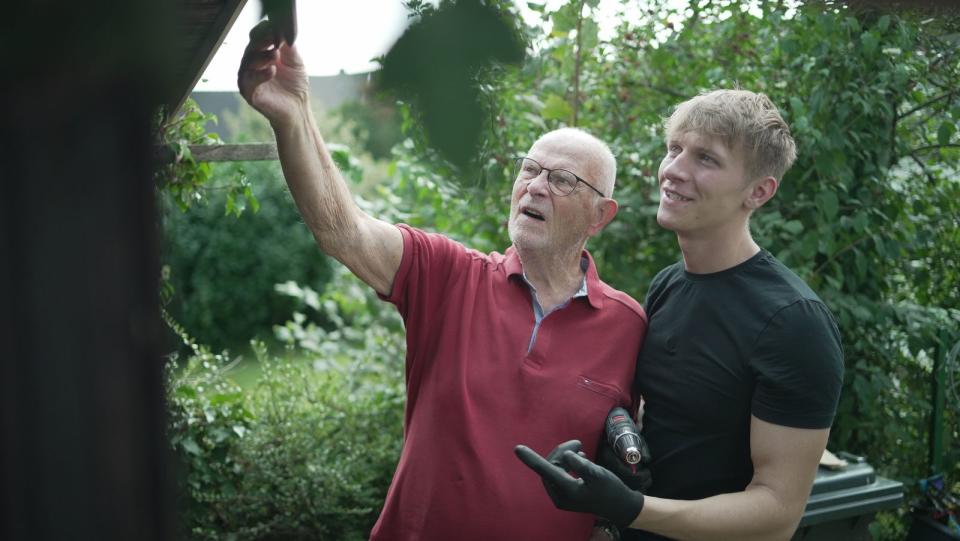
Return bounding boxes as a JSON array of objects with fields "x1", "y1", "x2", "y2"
[{"x1": 605, "y1": 407, "x2": 643, "y2": 465}]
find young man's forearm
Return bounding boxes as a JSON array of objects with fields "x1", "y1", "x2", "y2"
[{"x1": 630, "y1": 487, "x2": 802, "y2": 541}]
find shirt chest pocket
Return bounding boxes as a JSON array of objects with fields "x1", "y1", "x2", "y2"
[
  {"x1": 576, "y1": 375, "x2": 624, "y2": 401},
  {"x1": 547, "y1": 375, "x2": 626, "y2": 447}
]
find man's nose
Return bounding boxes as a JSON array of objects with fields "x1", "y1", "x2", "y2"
[
  {"x1": 661, "y1": 154, "x2": 691, "y2": 183},
  {"x1": 526, "y1": 170, "x2": 551, "y2": 196}
]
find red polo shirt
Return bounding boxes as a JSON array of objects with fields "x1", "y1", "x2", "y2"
[{"x1": 370, "y1": 225, "x2": 646, "y2": 541}]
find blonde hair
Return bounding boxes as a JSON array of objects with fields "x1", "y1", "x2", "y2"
[{"x1": 664, "y1": 89, "x2": 797, "y2": 182}]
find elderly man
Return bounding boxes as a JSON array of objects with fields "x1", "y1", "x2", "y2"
[
  {"x1": 238, "y1": 21, "x2": 646, "y2": 541},
  {"x1": 517, "y1": 89, "x2": 844, "y2": 541}
]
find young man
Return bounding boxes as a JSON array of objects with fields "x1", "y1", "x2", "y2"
[
  {"x1": 516, "y1": 89, "x2": 844, "y2": 541},
  {"x1": 238, "y1": 21, "x2": 647, "y2": 540}
]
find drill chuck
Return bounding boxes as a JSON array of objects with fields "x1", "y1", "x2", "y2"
[{"x1": 605, "y1": 407, "x2": 642, "y2": 465}]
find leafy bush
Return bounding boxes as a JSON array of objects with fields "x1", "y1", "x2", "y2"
[
  {"x1": 161, "y1": 160, "x2": 335, "y2": 351},
  {"x1": 167, "y1": 269, "x2": 405, "y2": 540},
  {"x1": 155, "y1": 98, "x2": 257, "y2": 215}
]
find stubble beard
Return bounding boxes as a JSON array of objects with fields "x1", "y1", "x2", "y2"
[{"x1": 508, "y1": 219, "x2": 546, "y2": 253}]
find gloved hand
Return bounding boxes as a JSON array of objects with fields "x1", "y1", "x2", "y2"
[
  {"x1": 515, "y1": 440, "x2": 645, "y2": 529},
  {"x1": 596, "y1": 433, "x2": 652, "y2": 493}
]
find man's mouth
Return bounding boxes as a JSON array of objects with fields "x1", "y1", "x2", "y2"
[
  {"x1": 663, "y1": 190, "x2": 693, "y2": 202},
  {"x1": 522, "y1": 208, "x2": 546, "y2": 221}
]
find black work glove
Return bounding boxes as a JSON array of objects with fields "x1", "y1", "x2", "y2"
[
  {"x1": 515, "y1": 440, "x2": 645, "y2": 529},
  {"x1": 596, "y1": 433, "x2": 653, "y2": 493}
]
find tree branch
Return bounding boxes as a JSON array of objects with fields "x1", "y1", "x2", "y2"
[
  {"x1": 911, "y1": 144, "x2": 960, "y2": 153},
  {"x1": 896, "y1": 89, "x2": 958, "y2": 120},
  {"x1": 909, "y1": 152, "x2": 937, "y2": 185},
  {"x1": 811, "y1": 234, "x2": 875, "y2": 278}
]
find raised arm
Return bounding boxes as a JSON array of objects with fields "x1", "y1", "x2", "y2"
[{"x1": 238, "y1": 20, "x2": 402, "y2": 296}]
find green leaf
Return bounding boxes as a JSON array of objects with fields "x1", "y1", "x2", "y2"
[
  {"x1": 175, "y1": 385, "x2": 198, "y2": 399},
  {"x1": 877, "y1": 15, "x2": 890, "y2": 33},
  {"x1": 852, "y1": 211, "x2": 868, "y2": 233},
  {"x1": 783, "y1": 220, "x2": 804, "y2": 235},
  {"x1": 246, "y1": 187, "x2": 260, "y2": 214},
  {"x1": 181, "y1": 437, "x2": 202, "y2": 456},
  {"x1": 854, "y1": 249, "x2": 868, "y2": 279},
  {"x1": 542, "y1": 94, "x2": 574, "y2": 122},
  {"x1": 816, "y1": 190, "x2": 839, "y2": 219},
  {"x1": 861, "y1": 32, "x2": 879, "y2": 55},
  {"x1": 579, "y1": 18, "x2": 599, "y2": 51},
  {"x1": 552, "y1": 3, "x2": 579, "y2": 33},
  {"x1": 824, "y1": 272, "x2": 844, "y2": 291},
  {"x1": 210, "y1": 392, "x2": 243, "y2": 406},
  {"x1": 852, "y1": 304, "x2": 873, "y2": 321},
  {"x1": 937, "y1": 121, "x2": 956, "y2": 146},
  {"x1": 224, "y1": 192, "x2": 236, "y2": 217}
]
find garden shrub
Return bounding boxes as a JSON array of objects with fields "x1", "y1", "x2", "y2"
[
  {"x1": 161, "y1": 160, "x2": 334, "y2": 352},
  {"x1": 167, "y1": 269, "x2": 405, "y2": 540}
]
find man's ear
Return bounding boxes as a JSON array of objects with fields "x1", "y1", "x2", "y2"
[
  {"x1": 745, "y1": 176, "x2": 778, "y2": 210},
  {"x1": 588, "y1": 198, "x2": 619, "y2": 236}
]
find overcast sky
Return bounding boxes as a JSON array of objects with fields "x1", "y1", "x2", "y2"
[{"x1": 195, "y1": 0, "x2": 413, "y2": 91}]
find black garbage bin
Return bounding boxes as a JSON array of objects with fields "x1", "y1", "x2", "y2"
[{"x1": 791, "y1": 456, "x2": 904, "y2": 541}]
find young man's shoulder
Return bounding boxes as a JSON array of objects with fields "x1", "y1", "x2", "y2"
[
  {"x1": 650, "y1": 259, "x2": 686, "y2": 286},
  {"x1": 751, "y1": 251, "x2": 824, "y2": 304}
]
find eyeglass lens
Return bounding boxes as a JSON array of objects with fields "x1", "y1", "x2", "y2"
[{"x1": 515, "y1": 158, "x2": 579, "y2": 195}]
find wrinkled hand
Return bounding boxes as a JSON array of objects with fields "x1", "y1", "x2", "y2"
[
  {"x1": 514, "y1": 440, "x2": 644, "y2": 529},
  {"x1": 596, "y1": 434, "x2": 653, "y2": 493},
  {"x1": 237, "y1": 19, "x2": 309, "y2": 125}
]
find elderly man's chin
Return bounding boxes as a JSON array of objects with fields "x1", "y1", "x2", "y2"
[{"x1": 508, "y1": 222, "x2": 548, "y2": 252}]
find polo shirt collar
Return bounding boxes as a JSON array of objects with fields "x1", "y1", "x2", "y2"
[{"x1": 504, "y1": 246, "x2": 604, "y2": 310}]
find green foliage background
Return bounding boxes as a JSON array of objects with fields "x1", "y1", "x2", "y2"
[
  {"x1": 389, "y1": 1, "x2": 960, "y2": 537},
  {"x1": 160, "y1": 1, "x2": 960, "y2": 539}
]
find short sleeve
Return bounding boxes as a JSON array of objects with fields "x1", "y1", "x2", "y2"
[
  {"x1": 750, "y1": 299, "x2": 844, "y2": 429},
  {"x1": 378, "y1": 224, "x2": 471, "y2": 335}
]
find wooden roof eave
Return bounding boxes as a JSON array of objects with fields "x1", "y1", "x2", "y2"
[{"x1": 167, "y1": 0, "x2": 250, "y2": 119}]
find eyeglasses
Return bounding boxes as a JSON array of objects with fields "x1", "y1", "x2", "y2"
[{"x1": 513, "y1": 157, "x2": 606, "y2": 198}]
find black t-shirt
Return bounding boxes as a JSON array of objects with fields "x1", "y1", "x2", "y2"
[{"x1": 632, "y1": 250, "x2": 843, "y2": 521}]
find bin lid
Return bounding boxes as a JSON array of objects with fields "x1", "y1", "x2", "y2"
[
  {"x1": 811, "y1": 461, "x2": 877, "y2": 495},
  {"x1": 800, "y1": 470, "x2": 904, "y2": 527}
]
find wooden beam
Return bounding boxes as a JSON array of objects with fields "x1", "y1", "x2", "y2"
[
  {"x1": 155, "y1": 143, "x2": 279, "y2": 163},
  {"x1": 191, "y1": 142, "x2": 278, "y2": 161}
]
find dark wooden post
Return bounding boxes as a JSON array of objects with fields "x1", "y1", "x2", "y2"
[{"x1": 1, "y1": 2, "x2": 175, "y2": 540}]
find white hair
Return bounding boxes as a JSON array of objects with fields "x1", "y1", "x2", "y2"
[{"x1": 532, "y1": 127, "x2": 617, "y2": 197}]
